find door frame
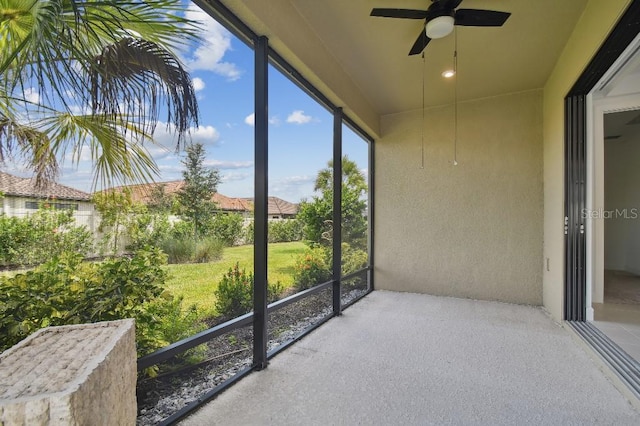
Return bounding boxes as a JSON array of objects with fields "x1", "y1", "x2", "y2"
[
  {"x1": 564, "y1": 0, "x2": 640, "y2": 321},
  {"x1": 587, "y1": 93, "x2": 640, "y2": 321}
]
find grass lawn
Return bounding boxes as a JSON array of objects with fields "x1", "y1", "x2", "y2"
[{"x1": 165, "y1": 241, "x2": 306, "y2": 316}]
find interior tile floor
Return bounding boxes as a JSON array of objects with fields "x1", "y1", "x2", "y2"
[
  {"x1": 593, "y1": 270, "x2": 640, "y2": 361},
  {"x1": 182, "y1": 291, "x2": 639, "y2": 426}
]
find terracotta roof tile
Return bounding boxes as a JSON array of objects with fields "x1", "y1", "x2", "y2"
[
  {"x1": 242, "y1": 196, "x2": 299, "y2": 216},
  {"x1": 109, "y1": 180, "x2": 184, "y2": 205},
  {"x1": 267, "y1": 197, "x2": 299, "y2": 216},
  {"x1": 212, "y1": 193, "x2": 253, "y2": 212},
  {"x1": 107, "y1": 181, "x2": 297, "y2": 215},
  {"x1": 0, "y1": 171, "x2": 91, "y2": 201}
]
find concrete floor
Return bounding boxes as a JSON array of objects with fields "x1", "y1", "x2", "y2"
[
  {"x1": 181, "y1": 291, "x2": 640, "y2": 426},
  {"x1": 593, "y1": 270, "x2": 640, "y2": 361},
  {"x1": 594, "y1": 302, "x2": 640, "y2": 360}
]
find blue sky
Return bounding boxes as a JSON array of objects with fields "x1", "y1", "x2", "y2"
[{"x1": 6, "y1": 2, "x2": 369, "y2": 203}]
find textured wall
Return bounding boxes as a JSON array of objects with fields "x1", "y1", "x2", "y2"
[
  {"x1": 604, "y1": 131, "x2": 640, "y2": 274},
  {"x1": 375, "y1": 90, "x2": 543, "y2": 305},
  {"x1": 542, "y1": 0, "x2": 632, "y2": 321}
]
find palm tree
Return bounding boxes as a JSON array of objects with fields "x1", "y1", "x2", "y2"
[
  {"x1": 298, "y1": 156, "x2": 368, "y2": 249},
  {"x1": 0, "y1": 0, "x2": 200, "y2": 188}
]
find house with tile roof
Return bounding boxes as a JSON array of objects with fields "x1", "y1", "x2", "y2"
[
  {"x1": 111, "y1": 180, "x2": 298, "y2": 219},
  {"x1": 0, "y1": 171, "x2": 97, "y2": 231},
  {"x1": 242, "y1": 196, "x2": 298, "y2": 220}
]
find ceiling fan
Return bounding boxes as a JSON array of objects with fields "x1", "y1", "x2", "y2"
[{"x1": 371, "y1": 0, "x2": 511, "y2": 56}]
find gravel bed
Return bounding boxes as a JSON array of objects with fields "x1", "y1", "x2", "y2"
[{"x1": 137, "y1": 287, "x2": 368, "y2": 425}]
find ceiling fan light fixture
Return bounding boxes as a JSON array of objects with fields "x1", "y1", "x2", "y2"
[{"x1": 426, "y1": 15, "x2": 454, "y2": 39}]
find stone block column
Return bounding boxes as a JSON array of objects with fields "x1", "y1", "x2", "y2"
[{"x1": 0, "y1": 319, "x2": 136, "y2": 425}]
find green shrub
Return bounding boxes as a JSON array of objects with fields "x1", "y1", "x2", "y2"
[
  {"x1": 170, "y1": 220, "x2": 195, "y2": 240},
  {"x1": 160, "y1": 237, "x2": 195, "y2": 264},
  {"x1": 126, "y1": 211, "x2": 171, "y2": 251},
  {"x1": 341, "y1": 243, "x2": 368, "y2": 275},
  {"x1": 209, "y1": 213, "x2": 244, "y2": 246},
  {"x1": 292, "y1": 247, "x2": 332, "y2": 291},
  {"x1": 160, "y1": 236, "x2": 224, "y2": 264},
  {"x1": 0, "y1": 209, "x2": 93, "y2": 266},
  {"x1": 137, "y1": 296, "x2": 206, "y2": 366},
  {"x1": 241, "y1": 219, "x2": 303, "y2": 245},
  {"x1": 0, "y1": 215, "x2": 27, "y2": 263},
  {"x1": 341, "y1": 243, "x2": 368, "y2": 289},
  {"x1": 243, "y1": 221, "x2": 254, "y2": 245},
  {"x1": 213, "y1": 262, "x2": 285, "y2": 318},
  {"x1": 268, "y1": 219, "x2": 303, "y2": 243},
  {"x1": 214, "y1": 263, "x2": 253, "y2": 318},
  {"x1": 268, "y1": 280, "x2": 286, "y2": 303},
  {"x1": 194, "y1": 237, "x2": 224, "y2": 263},
  {"x1": 0, "y1": 248, "x2": 199, "y2": 357}
]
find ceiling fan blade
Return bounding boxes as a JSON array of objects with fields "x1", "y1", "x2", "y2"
[
  {"x1": 409, "y1": 29, "x2": 431, "y2": 56},
  {"x1": 443, "y1": 0, "x2": 464, "y2": 10},
  {"x1": 454, "y1": 9, "x2": 511, "y2": 27},
  {"x1": 370, "y1": 8, "x2": 429, "y2": 19}
]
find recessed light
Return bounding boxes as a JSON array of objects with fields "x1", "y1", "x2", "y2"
[{"x1": 442, "y1": 70, "x2": 455, "y2": 78}]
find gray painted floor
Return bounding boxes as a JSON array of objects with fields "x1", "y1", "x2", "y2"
[{"x1": 181, "y1": 291, "x2": 639, "y2": 426}]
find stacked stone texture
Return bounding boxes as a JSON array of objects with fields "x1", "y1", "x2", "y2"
[{"x1": 0, "y1": 319, "x2": 136, "y2": 425}]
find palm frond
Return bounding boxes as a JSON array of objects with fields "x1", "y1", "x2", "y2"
[
  {"x1": 91, "y1": 36, "x2": 198, "y2": 149},
  {"x1": 0, "y1": 110, "x2": 58, "y2": 186},
  {"x1": 0, "y1": 0, "x2": 202, "y2": 187},
  {"x1": 36, "y1": 111, "x2": 160, "y2": 190},
  {"x1": 1, "y1": 0, "x2": 200, "y2": 136}
]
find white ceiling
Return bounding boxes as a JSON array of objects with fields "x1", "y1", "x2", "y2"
[
  {"x1": 605, "y1": 109, "x2": 640, "y2": 142},
  {"x1": 287, "y1": 0, "x2": 589, "y2": 115},
  {"x1": 597, "y1": 33, "x2": 640, "y2": 142}
]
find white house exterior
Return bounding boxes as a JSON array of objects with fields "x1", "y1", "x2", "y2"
[{"x1": 0, "y1": 171, "x2": 97, "y2": 233}]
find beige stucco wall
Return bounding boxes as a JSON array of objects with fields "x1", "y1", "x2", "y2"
[
  {"x1": 542, "y1": 0, "x2": 632, "y2": 321},
  {"x1": 375, "y1": 90, "x2": 543, "y2": 305}
]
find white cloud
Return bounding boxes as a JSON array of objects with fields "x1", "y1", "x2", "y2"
[
  {"x1": 152, "y1": 122, "x2": 221, "y2": 149},
  {"x1": 221, "y1": 172, "x2": 252, "y2": 183},
  {"x1": 157, "y1": 164, "x2": 184, "y2": 173},
  {"x1": 279, "y1": 175, "x2": 315, "y2": 185},
  {"x1": 269, "y1": 174, "x2": 315, "y2": 201},
  {"x1": 286, "y1": 110, "x2": 312, "y2": 125},
  {"x1": 189, "y1": 125, "x2": 221, "y2": 145},
  {"x1": 245, "y1": 113, "x2": 281, "y2": 127},
  {"x1": 192, "y1": 77, "x2": 205, "y2": 92},
  {"x1": 69, "y1": 104, "x2": 90, "y2": 115},
  {"x1": 203, "y1": 159, "x2": 253, "y2": 170},
  {"x1": 144, "y1": 144, "x2": 173, "y2": 161},
  {"x1": 23, "y1": 88, "x2": 40, "y2": 104},
  {"x1": 63, "y1": 147, "x2": 93, "y2": 163},
  {"x1": 269, "y1": 116, "x2": 281, "y2": 126},
  {"x1": 182, "y1": 4, "x2": 242, "y2": 81},
  {"x1": 0, "y1": 163, "x2": 33, "y2": 178}
]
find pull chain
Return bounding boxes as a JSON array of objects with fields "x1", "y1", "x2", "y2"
[
  {"x1": 453, "y1": 28, "x2": 458, "y2": 166},
  {"x1": 421, "y1": 51, "x2": 425, "y2": 169}
]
